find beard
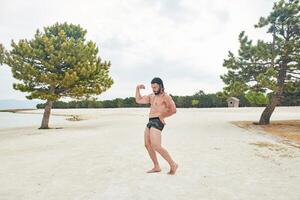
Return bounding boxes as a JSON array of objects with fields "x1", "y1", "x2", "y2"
[{"x1": 154, "y1": 87, "x2": 162, "y2": 95}]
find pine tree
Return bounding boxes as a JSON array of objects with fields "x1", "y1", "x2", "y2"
[
  {"x1": 5, "y1": 22, "x2": 114, "y2": 129},
  {"x1": 221, "y1": 0, "x2": 300, "y2": 125},
  {"x1": 0, "y1": 43, "x2": 4, "y2": 65}
]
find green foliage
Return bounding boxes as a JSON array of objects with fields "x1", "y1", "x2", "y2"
[
  {"x1": 36, "y1": 88, "x2": 300, "y2": 109},
  {"x1": 0, "y1": 43, "x2": 4, "y2": 65},
  {"x1": 36, "y1": 97, "x2": 147, "y2": 109},
  {"x1": 281, "y1": 80, "x2": 300, "y2": 105},
  {"x1": 245, "y1": 91, "x2": 269, "y2": 106},
  {"x1": 5, "y1": 22, "x2": 113, "y2": 101},
  {"x1": 191, "y1": 99, "x2": 200, "y2": 107}
]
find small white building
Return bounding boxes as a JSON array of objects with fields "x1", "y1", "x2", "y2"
[{"x1": 227, "y1": 97, "x2": 240, "y2": 107}]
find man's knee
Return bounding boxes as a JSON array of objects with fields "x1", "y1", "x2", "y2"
[
  {"x1": 151, "y1": 143, "x2": 162, "y2": 151},
  {"x1": 145, "y1": 143, "x2": 151, "y2": 149}
]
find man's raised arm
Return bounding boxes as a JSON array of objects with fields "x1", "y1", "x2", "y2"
[{"x1": 135, "y1": 84, "x2": 150, "y2": 104}]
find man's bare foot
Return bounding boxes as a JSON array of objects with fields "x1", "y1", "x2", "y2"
[
  {"x1": 146, "y1": 167, "x2": 161, "y2": 173},
  {"x1": 167, "y1": 162, "x2": 178, "y2": 175}
]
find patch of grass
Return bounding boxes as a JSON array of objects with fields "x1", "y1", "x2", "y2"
[{"x1": 231, "y1": 120, "x2": 300, "y2": 144}]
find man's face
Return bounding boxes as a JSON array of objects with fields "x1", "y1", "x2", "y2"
[{"x1": 151, "y1": 83, "x2": 161, "y2": 95}]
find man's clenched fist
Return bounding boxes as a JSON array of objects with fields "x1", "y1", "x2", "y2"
[{"x1": 136, "y1": 84, "x2": 145, "y2": 90}]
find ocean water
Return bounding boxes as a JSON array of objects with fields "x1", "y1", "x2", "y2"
[{"x1": 0, "y1": 112, "x2": 67, "y2": 130}]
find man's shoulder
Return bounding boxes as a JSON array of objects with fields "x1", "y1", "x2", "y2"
[
  {"x1": 163, "y1": 92, "x2": 172, "y2": 99},
  {"x1": 148, "y1": 92, "x2": 172, "y2": 99},
  {"x1": 148, "y1": 93, "x2": 155, "y2": 102}
]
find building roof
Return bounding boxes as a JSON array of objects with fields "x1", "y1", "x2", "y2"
[{"x1": 226, "y1": 97, "x2": 240, "y2": 102}]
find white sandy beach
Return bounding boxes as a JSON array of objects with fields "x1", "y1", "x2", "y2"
[{"x1": 0, "y1": 107, "x2": 300, "y2": 200}]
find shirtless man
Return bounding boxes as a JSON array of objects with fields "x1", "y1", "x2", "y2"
[{"x1": 135, "y1": 77, "x2": 178, "y2": 175}]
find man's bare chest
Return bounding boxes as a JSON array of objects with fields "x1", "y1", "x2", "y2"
[{"x1": 150, "y1": 96, "x2": 167, "y2": 108}]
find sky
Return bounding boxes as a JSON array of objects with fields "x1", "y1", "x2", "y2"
[{"x1": 0, "y1": 0, "x2": 275, "y2": 101}]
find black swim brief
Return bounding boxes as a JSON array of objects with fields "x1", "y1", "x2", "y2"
[{"x1": 146, "y1": 117, "x2": 165, "y2": 131}]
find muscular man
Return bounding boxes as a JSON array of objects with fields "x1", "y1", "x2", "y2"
[{"x1": 135, "y1": 77, "x2": 178, "y2": 175}]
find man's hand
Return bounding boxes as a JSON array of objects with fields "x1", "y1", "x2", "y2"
[
  {"x1": 136, "y1": 84, "x2": 145, "y2": 90},
  {"x1": 158, "y1": 116, "x2": 166, "y2": 125}
]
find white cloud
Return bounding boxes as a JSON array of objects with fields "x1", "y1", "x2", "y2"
[{"x1": 0, "y1": 0, "x2": 275, "y2": 101}]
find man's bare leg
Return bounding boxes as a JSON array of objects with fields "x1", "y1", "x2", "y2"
[
  {"x1": 149, "y1": 128, "x2": 178, "y2": 175},
  {"x1": 144, "y1": 127, "x2": 161, "y2": 173}
]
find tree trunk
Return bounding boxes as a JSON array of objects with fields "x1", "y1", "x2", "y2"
[
  {"x1": 39, "y1": 100, "x2": 53, "y2": 129},
  {"x1": 256, "y1": 63, "x2": 287, "y2": 125},
  {"x1": 256, "y1": 92, "x2": 281, "y2": 125}
]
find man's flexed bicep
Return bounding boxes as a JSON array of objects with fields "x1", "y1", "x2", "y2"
[
  {"x1": 135, "y1": 84, "x2": 150, "y2": 104},
  {"x1": 136, "y1": 94, "x2": 150, "y2": 104}
]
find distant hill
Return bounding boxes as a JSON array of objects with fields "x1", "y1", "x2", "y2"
[{"x1": 0, "y1": 99, "x2": 41, "y2": 110}]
